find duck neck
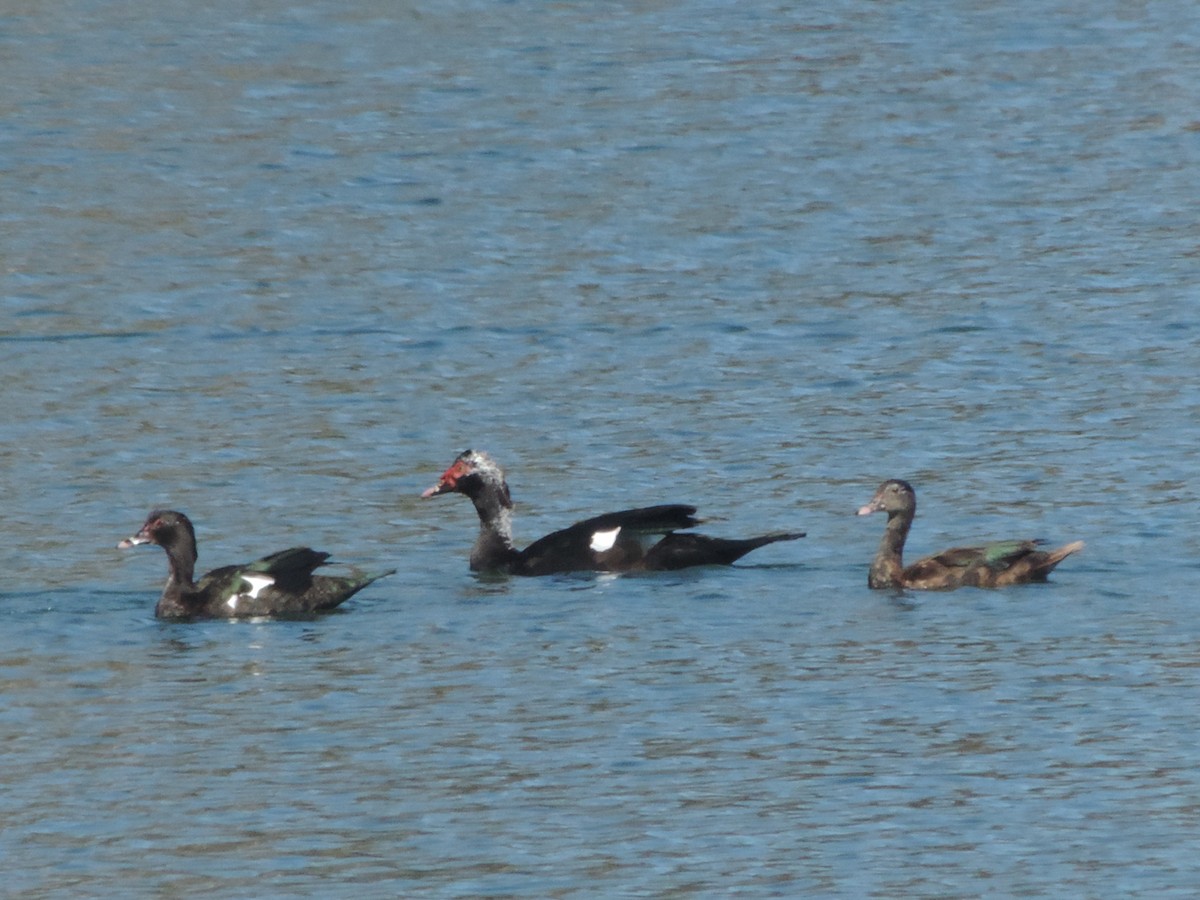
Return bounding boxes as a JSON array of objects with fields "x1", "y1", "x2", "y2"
[
  {"x1": 164, "y1": 537, "x2": 198, "y2": 589},
  {"x1": 869, "y1": 508, "x2": 912, "y2": 589},
  {"x1": 156, "y1": 536, "x2": 200, "y2": 615},
  {"x1": 468, "y1": 483, "x2": 520, "y2": 572}
]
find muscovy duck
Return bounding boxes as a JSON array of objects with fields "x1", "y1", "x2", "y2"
[
  {"x1": 856, "y1": 479, "x2": 1083, "y2": 589},
  {"x1": 422, "y1": 449, "x2": 804, "y2": 575},
  {"x1": 118, "y1": 509, "x2": 394, "y2": 618}
]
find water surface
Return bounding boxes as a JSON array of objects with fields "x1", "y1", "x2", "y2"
[{"x1": 3, "y1": 0, "x2": 1200, "y2": 895}]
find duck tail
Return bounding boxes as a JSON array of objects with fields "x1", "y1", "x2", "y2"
[{"x1": 357, "y1": 568, "x2": 397, "y2": 588}]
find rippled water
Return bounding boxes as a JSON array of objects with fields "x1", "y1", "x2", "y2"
[{"x1": 4, "y1": 0, "x2": 1200, "y2": 895}]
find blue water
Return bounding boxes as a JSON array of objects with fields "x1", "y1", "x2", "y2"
[{"x1": 4, "y1": 0, "x2": 1200, "y2": 895}]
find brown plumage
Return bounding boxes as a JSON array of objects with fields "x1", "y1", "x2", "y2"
[{"x1": 856, "y1": 479, "x2": 1083, "y2": 590}]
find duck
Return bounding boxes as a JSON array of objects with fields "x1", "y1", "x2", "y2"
[
  {"x1": 856, "y1": 479, "x2": 1084, "y2": 590},
  {"x1": 118, "y1": 509, "x2": 394, "y2": 618},
  {"x1": 422, "y1": 449, "x2": 804, "y2": 575}
]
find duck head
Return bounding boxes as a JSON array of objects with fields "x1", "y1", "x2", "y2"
[
  {"x1": 422, "y1": 449, "x2": 512, "y2": 508},
  {"x1": 118, "y1": 509, "x2": 197, "y2": 550},
  {"x1": 856, "y1": 479, "x2": 916, "y2": 518}
]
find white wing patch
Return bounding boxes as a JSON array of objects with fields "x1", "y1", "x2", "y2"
[
  {"x1": 230, "y1": 574, "x2": 276, "y2": 609},
  {"x1": 242, "y1": 574, "x2": 275, "y2": 598},
  {"x1": 590, "y1": 526, "x2": 622, "y2": 553}
]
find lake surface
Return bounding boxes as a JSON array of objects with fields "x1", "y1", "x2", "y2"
[{"x1": 3, "y1": 0, "x2": 1200, "y2": 895}]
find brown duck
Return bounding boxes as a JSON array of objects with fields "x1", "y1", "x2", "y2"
[{"x1": 856, "y1": 479, "x2": 1084, "y2": 590}]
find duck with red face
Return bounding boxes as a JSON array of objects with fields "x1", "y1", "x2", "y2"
[{"x1": 423, "y1": 449, "x2": 804, "y2": 576}]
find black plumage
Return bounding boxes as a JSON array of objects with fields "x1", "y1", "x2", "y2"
[
  {"x1": 422, "y1": 450, "x2": 803, "y2": 576},
  {"x1": 118, "y1": 510, "x2": 393, "y2": 618}
]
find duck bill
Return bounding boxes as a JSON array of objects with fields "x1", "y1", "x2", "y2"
[
  {"x1": 856, "y1": 500, "x2": 881, "y2": 516},
  {"x1": 117, "y1": 532, "x2": 151, "y2": 549},
  {"x1": 421, "y1": 480, "x2": 452, "y2": 498},
  {"x1": 422, "y1": 459, "x2": 468, "y2": 497}
]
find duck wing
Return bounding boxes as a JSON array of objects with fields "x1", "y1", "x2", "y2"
[
  {"x1": 904, "y1": 539, "x2": 1047, "y2": 589},
  {"x1": 190, "y1": 548, "x2": 331, "y2": 613},
  {"x1": 242, "y1": 547, "x2": 331, "y2": 588},
  {"x1": 916, "y1": 539, "x2": 1039, "y2": 569},
  {"x1": 516, "y1": 505, "x2": 701, "y2": 575}
]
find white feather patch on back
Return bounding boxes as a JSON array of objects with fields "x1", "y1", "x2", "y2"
[
  {"x1": 239, "y1": 574, "x2": 275, "y2": 601},
  {"x1": 590, "y1": 526, "x2": 622, "y2": 553}
]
